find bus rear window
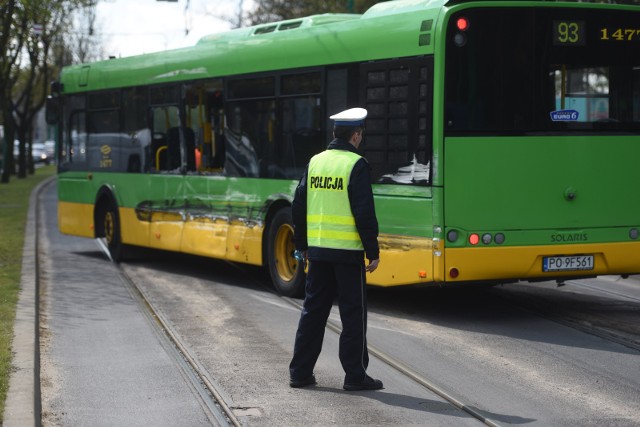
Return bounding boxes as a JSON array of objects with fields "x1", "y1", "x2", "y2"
[{"x1": 444, "y1": 7, "x2": 640, "y2": 134}]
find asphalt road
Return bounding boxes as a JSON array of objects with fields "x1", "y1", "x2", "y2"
[
  {"x1": 38, "y1": 185, "x2": 217, "y2": 425},
  {"x1": 31, "y1": 181, "x2": 640, "y2": 426}
]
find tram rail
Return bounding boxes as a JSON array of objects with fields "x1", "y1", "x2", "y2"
[
  {"x1": 93, "y1": 236, "x2": 501, "y2": 426},
  {"x1": 101, "y1": 251, "x2": 503, "y2": 425},
  {"x1": 489, "y1": 280, "x2": 640, "y2": 353},
  {"x1": 566, "y1": 278, "x2": 640, "y2": 304},
  {"x1": 284, "y1": 296, "x2": 503, "y2": 427},
  {"x1": 95, "y1": 238, "x2": 240, "y2": 427},
  {"x1": 90, "y1": 242, "x2": 640, "y2": 427}
]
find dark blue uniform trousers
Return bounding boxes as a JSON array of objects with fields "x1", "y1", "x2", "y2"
[{"x1": 289, "y1": 259, "x2": 369, "y2": 383}]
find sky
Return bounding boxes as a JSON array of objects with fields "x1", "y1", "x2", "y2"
[{"x1": 95, "y1": 0, "x2": 250, "y2": 58}]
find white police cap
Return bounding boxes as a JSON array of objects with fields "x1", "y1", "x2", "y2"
[{"x1": 330, "y1": 107, "x2": 367, "y2": 126}]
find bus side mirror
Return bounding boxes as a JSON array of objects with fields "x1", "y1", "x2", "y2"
[{"x1": 45, "y1": 96, "x2": 59, "y2": 125}]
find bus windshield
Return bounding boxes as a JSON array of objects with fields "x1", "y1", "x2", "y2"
[{"x1": 445, "y1": 7, "x2": 640, "y2": 134}]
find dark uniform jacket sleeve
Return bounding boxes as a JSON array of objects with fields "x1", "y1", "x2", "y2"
[
  {"x1": 292, "y1": 168, "x2": 308, "y2": 251},
  {"x1": 348, "y1": 158, "x2": 380, "y2": 261}
]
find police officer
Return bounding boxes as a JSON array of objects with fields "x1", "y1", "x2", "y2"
[{"x1": 289, "y1": 107, "x2": 382, "y2": 391}]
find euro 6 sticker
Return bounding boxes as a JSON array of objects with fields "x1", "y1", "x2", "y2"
[{"x1": 550, "y1": 109, "x2": 579, "y2": 121}]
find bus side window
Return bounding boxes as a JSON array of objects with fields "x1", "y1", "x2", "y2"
[
  {"x1": 211, "y1": 105, "x2": 226, "y2": 170},
  {"x1": 150, "y1": 86, "x2": 181, "y2": 173},
  {"x1": 279, "y1": 71, "x2": 324, "y2": 179},
  {"x1": 60, "y1": 94, "x2": 87, "y2": 171},
  {"x1": 122, "y1": 87, "x2": 149, "y2": 173},
  {"x1": 359, "y1": 57, "x2": 433, "y2": 185},
  {"x1": 166, "y1": 127, "x2": 183, "y2": 171},
  {"x1": 208, "y1": 91, "x2": 226, "y2": 171},
  {"x1": 183, "y1": 127, "x2": 196, "y2": 171},
  {"x1": 165, "y1": 126, "x2": 196, "y2": 172},
  {"x1": 225, "y1": 76, "x2": 276, "y2": 178},
  {"x1": 65, "y1": 110, "x2": 87, "y2": 169},
  {"x1": 151, "y1": 132, "x2": 166, "y2": 171},
  {"x1": 151, "y1": 105, "x2": 181, "y2": 172},
  {"x1": 183, "y1": 81, "x2": 225, "y2": 173},
  {"x1": 280, "y1": 96, "x2": 322, "y2": 178}
]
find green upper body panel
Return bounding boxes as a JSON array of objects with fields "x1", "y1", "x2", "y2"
[{"x1": 444, "y1": 136, "x2": 640, "y2": 231}]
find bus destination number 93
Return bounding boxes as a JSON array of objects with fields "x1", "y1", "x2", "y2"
[
  {"x1": 553, "y1": 21, "x2": 585, "y2": 46},
  {"x1": 543, "y1": 255, "x2": 594, "y2": 272}
]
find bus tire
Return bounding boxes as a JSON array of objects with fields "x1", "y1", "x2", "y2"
[
  {"x1": 266, "y1": 207, "x2": 305, "y2": 297},
  {"x1": 100, "y1": 198, "x2": 126, "y2": 262}
]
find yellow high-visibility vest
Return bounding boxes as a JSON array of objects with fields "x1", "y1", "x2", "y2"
[{"x1": 307, "y1": 149, "x2": 363, "y2": 250}]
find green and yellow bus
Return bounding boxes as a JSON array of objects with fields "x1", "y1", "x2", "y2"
[{"x1": 47, "y1": 0, "x2": 640, "y2": 296}]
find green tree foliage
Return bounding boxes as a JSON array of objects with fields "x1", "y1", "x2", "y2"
[{"x1": 0, "y1": 0, "x2": 97, "y2": 183}]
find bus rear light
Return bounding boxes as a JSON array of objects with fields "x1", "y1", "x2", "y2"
[
  {"x1": 469, "y1": 233, "x2": 479, "y2": 245},
  {"x1": 456, "y1": 17, "x2": 470, "y2": 31},
  {"x1": 447, "y1": 230, "x2": 458, "y2": 242},
  {"x1": 453, "y1": 16, "x2": 470, "y2": 47},
  {"x1": 481, "y1": 233, "x2": 492, "y2": 245},
  {"x1": 495, "y1": 233, "x2": 505, "y2": 244},
  {"x1": 453, "y1": 33, "x2": 467, "y2": 47},
  {"x1": 449, "y1": 268, "x2": 459, "y2": 278},
  {"x1": 630, "y1": 228, "x2": 639, "y2": 240}
]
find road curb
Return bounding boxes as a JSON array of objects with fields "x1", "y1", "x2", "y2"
[{"x1": 3, "y1": 176, "x2": 54, "y2": 427}]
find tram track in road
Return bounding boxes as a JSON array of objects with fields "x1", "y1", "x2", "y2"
[
  {"x1": 282, "y1": 296, "x2": 502, "y2": 427},
  {"x1": 67, "y1": 238, "x2": 640, "y2": 426},
  {"x1": 112, "y1": 253, "x2": 504, "y2": 426},
  {"x1": 76, "y1": 227, "x2": 638, "y2": 427},
  {"x1": 90, "y1": 241, "x2": 502, "y2": 427},
  {"x1": 94, "y1": 239, "x2": 241, "y2": 427},
  {"x1": 565, "y1": 277, "x2": 640, "y2": 304},
  {"x1": 489, "y1": 280, "x2": 640, "y2": 353}
]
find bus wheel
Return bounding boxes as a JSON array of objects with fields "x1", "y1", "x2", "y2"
[
  {"x1": 267, "y1": 208, "x2": 305, "y2": 297},
  {"x1": 102, "y1": 200, "x2": 125, "y2": 262}
]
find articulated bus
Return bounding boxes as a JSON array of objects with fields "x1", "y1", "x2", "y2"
[{"x1": 47, "y1": 0, "x2": 640, "y2": 296}]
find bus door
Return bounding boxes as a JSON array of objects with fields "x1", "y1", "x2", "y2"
[
  {"x1": 58, "y1": 95, "x2": 94, "y2": 238},
  {"x1": 180, "y1": 80, "x2": 229, "y2": 258},
  {"x1": 146, "y1": 85, "x2": 185, "y2": 252}
]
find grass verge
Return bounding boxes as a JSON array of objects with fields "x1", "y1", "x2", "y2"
[{"x1": 0, "y1": 166, "x2": 56, "y2": 420}]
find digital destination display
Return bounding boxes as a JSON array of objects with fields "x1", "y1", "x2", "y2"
[
  {"x1": 600, "y1": 27, "x2": 640, "y2": 42},
  {"x1": 554, "y1": 20, "x2": 640, "y2": 46},
  {"x1": 553, "y1": 21, "x2": 586, "y2": 46}
]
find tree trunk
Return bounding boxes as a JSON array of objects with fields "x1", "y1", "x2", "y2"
[
  {"x1": 1, "y1": 108, "x2": 15, "y2": 183},
  {"x1": 17, "y1": 127, "x2": 28, "y2": 178}
]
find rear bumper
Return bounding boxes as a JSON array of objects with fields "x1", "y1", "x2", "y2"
[{"x1": 444, "y1": 241, "x2": 640, "y2": 283}]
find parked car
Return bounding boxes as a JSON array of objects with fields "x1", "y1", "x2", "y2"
[
  {"x1": 44, "y1": 140, "x2": 55, "y2": 159},
  {"x1": 11, "y1": 141, "x2": 51, "y2": 166},
  {"x1": 32, "y1": 142, "x2": 50, "y2": 165}
]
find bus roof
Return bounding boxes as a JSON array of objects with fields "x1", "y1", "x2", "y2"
[
  {"x1": 60, "y1": 0, "x2": 446, "y2": 93},
  {"x1": 58, "y1": 0, "x2": 635, "y2": 94}
]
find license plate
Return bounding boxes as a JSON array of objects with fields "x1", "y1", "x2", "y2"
[{"x1": 543, "y1": 255, "x2": 594, "y2": 272}]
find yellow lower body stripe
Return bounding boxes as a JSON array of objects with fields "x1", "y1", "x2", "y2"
[
  {"x1": 58, "y1": 202, "x2": 94, "y2": 238},
  {"x1": 59, "y1": 201, "x2": 640, "y2": 286},
  {"x1": 444, "y1": 242, "x2": 640, "y2": 282}
]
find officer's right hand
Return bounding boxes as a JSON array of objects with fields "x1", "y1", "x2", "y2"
[{"x1": 366, "y1": 258, "x2": 380, "y2": 273}]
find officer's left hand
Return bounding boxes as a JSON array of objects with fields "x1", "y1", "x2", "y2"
[{"x1": 366, "y1": 258, "x2": 380, "y2": 273}]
